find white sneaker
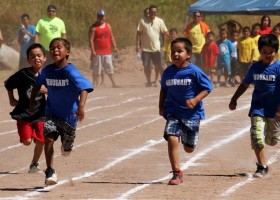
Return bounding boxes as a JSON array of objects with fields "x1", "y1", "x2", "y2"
[
  {"x1": 61, "y1": 145, "x2": 71, "y2": 157},
  {"x1": 45, "y1": 168, "x2": 58, "y2": 185},
  {"x1": 28, "y1": 162, "x2": 40, "y2": 173}
]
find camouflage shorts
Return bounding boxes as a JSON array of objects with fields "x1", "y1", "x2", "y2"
[{"x1": 44, "y1": 116, "x2": 76, "y2": 151}]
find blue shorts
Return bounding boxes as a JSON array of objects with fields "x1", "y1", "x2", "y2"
[{"x1": 163, "y1": 116, "x2": 200, "y2": 148}]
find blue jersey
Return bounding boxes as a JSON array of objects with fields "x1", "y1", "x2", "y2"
[
  {"x1": 36, "y1": 63, "x2": 94, "y2": 126},
  {"x1": 18, "y1": 25, "x2": 36, "y2": 58},
  {"x1": 243, "y1": 60, "x2": 280, "y2": 118},
  {"x1": 161, "y1": 63, "x2": 213, "y2": 120},
  {"x1": 216, "y1": 39, "x2": 232, "y2": 66}
]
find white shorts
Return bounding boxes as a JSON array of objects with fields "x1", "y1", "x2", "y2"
[{"x1": 90, "y1": 54, "x2": 114, "y2": 76}]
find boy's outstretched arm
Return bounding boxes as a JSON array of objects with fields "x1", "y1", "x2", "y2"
[
  {"x1": 186, "y1": 90, "x2": 210, "y2": 109},
  {"x1": 7, "y1": 90, "x2": 18, "y2": 107},
  {"x1": 29, "y1": 84, "x2": 40, "y2": 114},
  {"x1": 76, "y1": 90, "x2": 89, "y2": 122},
  {"x1": 159, "y1": 90, "x2": 166, "y2": 116},
  {"x1": 229, "y1": 83, "x2": 249, "y2": 110}
]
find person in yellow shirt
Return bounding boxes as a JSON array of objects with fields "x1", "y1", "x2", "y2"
[
  {"x1": 251, "y1": 23, "x2": 261, "y2": 62},
  {"x1": 237, "y1": 26, "x2": 255, "y2": 81},
  {"x1": 183, "y1": 10, "x2": 210, "y2": 68},
  {"x1": 163, "y1": 28, "x2": 178, "y2": 67},
  {"x1": 272, "y1": 25, "x2": 280, "y2": 60}
]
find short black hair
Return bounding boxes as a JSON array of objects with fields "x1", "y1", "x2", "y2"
[
  {"x1": 26, "y1": 43, "x2": 46, "y2": 59},
  {"x1": 258, "y1": 34, "x2": 279, "y2": 53},
  {"x1": 47, "y1": 4, "x2": 56, "y2": 11},
  {"x1": 49, "y1": 37, "x2": 71, "y2": 59},
  {"x1": 171, "y1": 37, "x2": 192, "y2": 53},
  {"x1": 21, "y1": 14, "x2": 30, "y2": 20}
]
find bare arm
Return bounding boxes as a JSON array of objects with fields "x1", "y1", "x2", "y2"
[
  {"x1": 7, "y1": 90, "x2": 18, "y2": 107},
  {"x1": 34, "y1": 32, "x2": 39, "y2": 43},
  {"x1": 89, "y1": 26, "x2": 96, "y2": 60},
  {"x1": 0, "y1": 30, "x2": 3, "y2": 47},
  {"x1": 76, "y1": 90, "x2": 89, "y2": 122},
  {"x1": 136, "y1": 31, "x2": 142, "y2": 53},
  {"x1": 159, "y1": 90, "x2": 167, "y2": 116},
  {"x1": 186, "y1": 90, "x2": 210, "y2": 109},
  {"x1": 229, "y1": 83, "x2": 250, "y2": 110},
  {"x1": 108, "y1": 24, "x2": 118, "y2": 51}
]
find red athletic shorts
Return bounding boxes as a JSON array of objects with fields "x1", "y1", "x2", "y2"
[{"x1": 16, "y1": 120, "x2": 44, "y2": 143}]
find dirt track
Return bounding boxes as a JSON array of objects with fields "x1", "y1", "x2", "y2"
[{"x1": 1, "y1": 66, "x2": 280, "y2": 200}]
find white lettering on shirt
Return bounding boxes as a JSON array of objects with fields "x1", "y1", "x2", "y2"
[
  {"x1": 46, "y1": 79, "x2": 69, "y2": 86},
  {"x1": 166, "y1": 79, "x2": 192, "y2": 86},
  {"x1": 253, "y1": 74, "x2": 276, "y2": 81}
]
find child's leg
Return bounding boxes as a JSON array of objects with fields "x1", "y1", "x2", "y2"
[
  {"x1": 44, "y1": 133, "x2": 55, "y2": 169},
  {"x1": 32, "y1": 141, "x2": 44, "y2": 163},
  {"x1": 167, "y1": 135, "x2": 180, "y2": 171},
  {"x1": 253, "y1": 147, "x2": 266, "y2": 166}
]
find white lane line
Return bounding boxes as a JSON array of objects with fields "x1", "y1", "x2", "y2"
[
  {"x1": 115, "y1": 126, "x2": 250, "y2": 200},
  {"x1": 1, "y1": 104, "x2": 250, "y2": 200},
  {"x1": 0, "y1": 129, "x2": 17, "y2": 136},
  {"x1": 221, "y1": 148, "x2": 280, "y2": 197},
  {"x1": 0, "y1": 107, "x2": 149, "y2": 154}
]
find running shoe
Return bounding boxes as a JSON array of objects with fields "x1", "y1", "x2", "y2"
[
  {"x1": 45, "y1": 168, "x2": 58, "y2": 185},
  {"x1": 28, "y1": 162, "x2": 40, "y2": 173},
  {"x1": 168, "y1": 169, "x2": 183, "y2": 185},
  {"x1": 253, "y1": 163, "x2": 269, "y2": 178}
]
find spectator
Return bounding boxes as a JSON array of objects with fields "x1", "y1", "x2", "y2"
[
  {"x1": 183, "y1": 10, "x2": 210, "y2": 68},
  {"x1": 218, "y1": 19, "x2": 242, "y2": 35},
  {"x1": 35, "y1": 4, "x2": 66, "y2": 66},
  {"x1": 259, "y1": 15, "x2": 272, "y2": 35},
  {"x1": 136, "y1": 5, "x2": 169, "y2": 87},
  {"x1": 18, "y1": 14, "x2": 36, "y2": 69},
  {"x1": 89, "y1": 9, "x2": 119, "y2": 88}
]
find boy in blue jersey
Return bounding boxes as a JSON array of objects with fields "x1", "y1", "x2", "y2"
[
  {"x1": 30, "y1": 38, "x2": 94, "y2": 185},
  {"x1": 229, "y1": 34, "x2": 280, "y2": 178},
  {"x1": 159, "y1": 37, "x2": 213, "y2": 185}
]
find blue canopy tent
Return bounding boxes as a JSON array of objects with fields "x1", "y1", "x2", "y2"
[{"x1": 188, "y1": 0, "x2": 280, "y2": 15}]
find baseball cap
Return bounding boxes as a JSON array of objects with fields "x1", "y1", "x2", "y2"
[{"x1": 97, "y1": 9, "x2": 105, "y2": 16}]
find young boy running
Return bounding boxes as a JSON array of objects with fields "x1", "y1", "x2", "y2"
[
  {"x1": 159, "y1": 37, "x2": 213, "y2": 185},
  {"x1": 4, "y1": 43, "x2": 47, "y2": 173},
  {"x1": 30, "y1": 38, "x2": 93, "y2": 185},
  {"x1": 229, "y1": 34, "x2": 280, "y2": 178}
]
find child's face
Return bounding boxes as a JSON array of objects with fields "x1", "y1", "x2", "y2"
[
  {"x1": 273, "y1": 28, "x2": 280, "y2": 37},
  {"x1": 260, "y1": 45, "x2": 276, "y2": 65},
  {"x1": 169, "y1": 31, "x2": 177, "y2": 40},
  {"x1": 21, "y1": 17, "x2": 30, "y2": 26},
  {"x1": 232, "y1": 33, "x2": 238, "y2": 41},
  {"x1": 49, "y1": 40, "x2": 70, "y2": 65},
  {"x1": 252, "y1": 26, "x2": 260, "y2": 36},
  {"x1": 220, "y1": 32, "x2": 227, "y2": 40},
  {"x1": 242, "y1": 29, "x2": 250, "y2": 38},
  {"x1": 27, "y1": 48, "x2": 46, "y2": 69},
  {"x1": 171, "y1": 42, "x2": 191, "y2": 68},
  {"x1": 207, "y1": 34, "x2": 214, "y2": 42}
]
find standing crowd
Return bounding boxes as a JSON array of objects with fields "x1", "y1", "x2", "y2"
[{"x1": 2, "y1": 3, "x2": 280, "y2": 188}]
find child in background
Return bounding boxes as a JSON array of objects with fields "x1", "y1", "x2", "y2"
[
  {"x1": 218, "y1": 19, "x2": 242, "y2": 35},
  {"x1": 237, "y1": 26, "x2": 255, "y2": 81},
  {"x1": 216, "y1": 28, "x2": 233, "y2": 87},
  {"x1": 163, "y1": 28, "x2": 178, "y2": 67},
  {"x1": 229, "y1": 30, "x2": 239, "y2": 86},
  {"x1": 229, "y1": 34, "x2": 280, "y2": 178},
  {"x1": 159, "y1": 37, "x2": 213, "y2": 185},
  {"x1": 272, "y1": 25, "x2": 280, "y2": 60},
  {"x1": 4, "y1": 43, "x2": 47, "y2": 173},
  {"x1": 30, "y1": 38, "x2": 94, "y2": 186},
  {"x1": 251, "y1": 23, "x2": 261, "y2": 62},
  {"x1": 201, "y1": 31, "x2": 219, "y2": 84}
]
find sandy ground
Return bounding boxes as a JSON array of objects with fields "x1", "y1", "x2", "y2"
[{"x1": 0, "y1": 47, "x2": 280, "y2": 200}]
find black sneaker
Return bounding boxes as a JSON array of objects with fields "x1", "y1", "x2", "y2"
[
  {"x1": 168, "y1": 169, "x2": 183, "y2": 185},
  {"x1": 253, "y1": 163, "x2": 269, "y2": 178},
  {"x1": 45, "y1": 168, "x2": 58, "y2": 185}
]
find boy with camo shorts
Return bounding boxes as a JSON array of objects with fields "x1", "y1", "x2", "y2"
[
  {"x1": 30, "y1": 38, "x2": 93, "y2": 185},
  {"x1": 229, "y1": 34, "x2": 280, "y2": 178}
]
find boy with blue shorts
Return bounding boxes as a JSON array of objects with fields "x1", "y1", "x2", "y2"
[
  {"x1": 229, "y1": 34, "x2": 280, "y2": 178},
  {"x1": 159, "y1": 37, "x2": 213, "y2": 185}
]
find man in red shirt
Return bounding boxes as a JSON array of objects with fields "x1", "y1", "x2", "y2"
[{"x1": 89, "y1": 9, "x2": 118, "y2": 88}]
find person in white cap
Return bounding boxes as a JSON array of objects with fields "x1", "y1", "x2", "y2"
[{"x1": 88, "y1": 9, "x2": 119, "y2": 88}]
